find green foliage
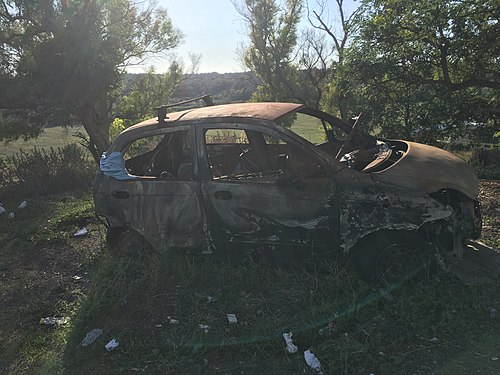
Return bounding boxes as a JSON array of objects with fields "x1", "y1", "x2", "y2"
[
  {"x1": 0, "y1": 144, "x2": 95, "y2": 198},
  {"x1": 237, "y1": 0, "x2": 304, "y2": 103},
  {"x1": 109, "y1": 118, "x2": 125, "y2": 141},
  {"x1": 457, "y1": 149, "x2": 500, "y2": 180},
  {"x1": 0, "y1": 0, "x2": 183, "y2": 160},
  {"x1": 347, "y1": 0, "x2": 499, "y2": 141},
  {"x1": 117, "y1": 65, "x2": 183, "y2": 125},
  {"x1": 172, "y1": 72, "x2": 258, "y2": 103},
  {"x1": 305, "y1": 1, "x2": 362, "y2": 118},
  {"x1": 360, "y1": 0, "x2": 498, "y2": 90}
]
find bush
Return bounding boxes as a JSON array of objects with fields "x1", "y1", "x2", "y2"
[
  {"x1": 468, "y1": 149, "x2": 500, "y2": 180},
  {"x1": 0, "y1": 144, "x2": 96, "y2": 198}
]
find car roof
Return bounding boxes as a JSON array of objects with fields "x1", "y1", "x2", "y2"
[{"x1": 124, "y1": 102, "x2": 305, "y2": 132}]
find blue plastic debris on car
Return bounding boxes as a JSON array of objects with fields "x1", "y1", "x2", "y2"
[{"x1": 100, "y1": 152, "x2": 138, "y2": 180}]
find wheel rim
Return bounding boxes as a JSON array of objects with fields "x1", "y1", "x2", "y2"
[{"x1": 375, "y1": 243, "x2": 424, "y2": 284}]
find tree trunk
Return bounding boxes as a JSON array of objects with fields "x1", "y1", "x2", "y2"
[
  {"x1": 81, "y1": 105, "x2": 110, "y2": 164},
  {"x1": 338, "y1": 93, "x2": 349, "y2": 122}
]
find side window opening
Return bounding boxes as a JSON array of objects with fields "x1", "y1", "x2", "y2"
[
  {"x1": 205, "y1": 129, "x2": 249, "y2": 178},
  {"x1": 123, "y1": 130, "x2": 194, "y2": 180},
  {"x1": 205, "y1": 127, "x2": 325, "y2": 182},
  {"x1": 276, "y1": 112, "x2": 328, "y2": 145}
]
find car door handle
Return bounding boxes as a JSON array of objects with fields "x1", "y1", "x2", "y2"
[
  {"x1": 214, "y1": 190, "x2": 232, "y2": 200},
  {"x1": 112, "y1": 191, "x2": 129, "y2": 199}
]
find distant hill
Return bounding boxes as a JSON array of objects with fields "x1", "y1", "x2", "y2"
[
  {"x1": 174, "y1": 71, "x2": 258, "y2": 104},
  {"x1": 125, "y1": 71, "x2": 258, "y2": 104}
]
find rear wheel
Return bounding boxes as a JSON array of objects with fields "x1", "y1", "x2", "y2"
[
  {"x1": 353, "y1": 231, "x2": 436, "y2": 286},
  {"x1": 107, "y1": 228, "x2": 154, "y2": 258}
]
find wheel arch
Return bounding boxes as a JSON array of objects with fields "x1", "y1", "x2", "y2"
[
  {"x1": 350, "y1": 229, "x2": 437, "y2": 283},
  {"x1": 106, "y1": 226, "x2": 155, "y2": 256}
]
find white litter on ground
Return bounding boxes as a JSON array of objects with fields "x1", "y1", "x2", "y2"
[
  {"x1": 282, "y1": 332, "x2": 298, "y2": 354},
  {"x1": 39, "y1": 317, "x2": 70, "y2": 326},
  {"x1": 81, "y1": 328, "x2": 103, "y2": 347},
  {"x1": 74, "y1": 228, "x2": 88, "y2": 237},
  {"x1": 226, "y1": 313, "x2": 238, "y2": 324},
  {"x1": 18, "y1": 200, "x2": 27, "y2": 209},
  {"x1": 7, "y1": 212, "x2": 14, "y2": 219},
  {"x1": 0, "y1": 205, "x2": 6, "y2": 215},
  {"x1": 304, "y1": 350, "x2": 323, "y2": 373},
  {"x1": 105, "y1": 338, "x2": 119, "y2": 351},
  {"x1": 198, "y1": 324, "x2": 210, "y2": 333}
]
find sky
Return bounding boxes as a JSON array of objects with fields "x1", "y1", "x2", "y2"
[
  {"x1": 133, "y1": 0, "x2": 358, "y2": 74},
  {"x1": 150, "y1": 0, "x2": 245, "y2": 74}
]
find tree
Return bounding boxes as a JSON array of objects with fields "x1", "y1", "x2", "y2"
[
  {"x1": 347, "y1": 0, "x2": 499, "y2": 141},
  {"x1": 235, "y1": 0, "x2": 304, "y2": 103},
  {"x1": 359, "y1": 0, "x2": 499, "y2": 92},
  {"x1": 117, "y1": 66, "x2": 182, "y2": 125},
  {"x1": 0, "y1": 0, "x2": 182, "y2": 162},
  {"x1": 306, "y1": 0, "x2": 361, "y2": 120},
  {"x1": 117, "y1": 53, "x2": 200, "y2": 126}
]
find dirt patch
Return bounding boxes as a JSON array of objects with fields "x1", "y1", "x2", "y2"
[{"x1": 0, "y1": 222, "x2": 102, "y2": 373}]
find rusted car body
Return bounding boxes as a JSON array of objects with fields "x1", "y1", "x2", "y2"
[{"x1": 93, "y1": 102, "x2": 481, "y2": 280}]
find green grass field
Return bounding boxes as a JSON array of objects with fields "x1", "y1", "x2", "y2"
[
  {"x1": 0, "y1": 116, "x2": 327, "y2": 159},
  {"x1": 0, "y1": 126, "x2": 84, "y2": 158},
  {"x1": 289, "y1": 113, "x2": 328, "y2": 144}
]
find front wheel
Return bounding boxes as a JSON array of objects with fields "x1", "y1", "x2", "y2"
[{"x1": 353, "y1": 231, "x2": 436, "y2": 286}]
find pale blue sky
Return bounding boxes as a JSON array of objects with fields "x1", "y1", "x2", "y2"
[
  {"x1": 155, "y1": 0, "x2": 244, "y2": 73},
  {"x1": 136, "y1": 0, "x2": 358, "y2": 74}
]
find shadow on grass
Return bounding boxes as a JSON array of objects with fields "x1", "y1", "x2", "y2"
[
  {"x1": 61, "y1": 248, "x2": 499, "y2": 375},
  {"x1": 61, "y1": 250, "x2": 376, "y2": 374}
]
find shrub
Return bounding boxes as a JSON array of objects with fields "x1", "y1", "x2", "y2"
[
  {"x1": 0, "y1": 144, "x2": 96, "y2": 198},
  {"x1": 468, "y1": 149, "x2": 500, "y2": 180}
]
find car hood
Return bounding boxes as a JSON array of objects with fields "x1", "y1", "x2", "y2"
[{"x1": 372, "y1": 141, "x2": 479, "y2": 200}]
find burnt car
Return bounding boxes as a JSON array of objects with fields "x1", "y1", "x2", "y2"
[{"x1": 93, "y1": 98, "x2": 482, "y2": 283}]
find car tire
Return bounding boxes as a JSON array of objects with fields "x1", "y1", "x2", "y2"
[{"x1": 353, "y1": 231, "x2": 436, "y2": 286}]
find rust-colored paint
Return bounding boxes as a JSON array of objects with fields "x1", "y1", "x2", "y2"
[
  {"x1": 373, "y1": 141, "x2": 479, "y2": 200},
  {"x1": 123, "y1": 102, "x2": 305, "y2": 134}
]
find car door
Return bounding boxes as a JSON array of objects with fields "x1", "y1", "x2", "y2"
[
  {"x1": 198, "y1": 122, "x2": 339, "y2": 263},
  {"x1": 96, "y1": 126, "x2": 208, "y2": 252}
]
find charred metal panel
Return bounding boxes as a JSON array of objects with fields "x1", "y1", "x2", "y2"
[
  {"x1": 336, "y1": 169, "x2": 453, "y2": 252},
  {"x1": 94, "y1": 101, "x2": 481, "y2": 264},
  {"x1": 202, "y1": 177, "x2": 338, "y2": 254},
  {"x1": 93, "y1": 174, "x2": 206, "y2": 251}
]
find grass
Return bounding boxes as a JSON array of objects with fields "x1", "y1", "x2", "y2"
[
  {"x1": 0, "y1": 192, "x2": 103, "y2": 374},
  {"x1": 0, "y1": 192, "x2": 95, "y2": 250},
  {"x1": 59, "y1": 252, "x2": 500, "y2": 374},
  {"x1": 0, "y1": 126, "x2": 84, "y2": 158},
  {"x1": 289, "y1": 113, "x2": 327, "y2": 144},
  {"x1": 0, "y1": 177, "x2": 499, "y2": 374}
]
